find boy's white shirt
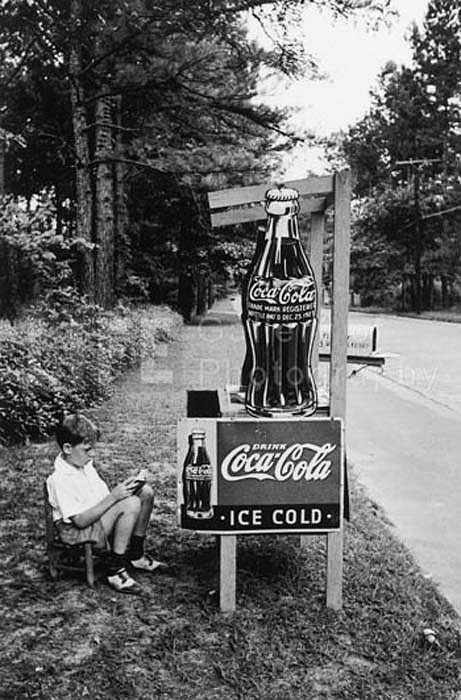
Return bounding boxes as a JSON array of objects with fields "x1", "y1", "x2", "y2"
[{"x1": 47, "y1": 454, "x2": 110, "y2": 523}]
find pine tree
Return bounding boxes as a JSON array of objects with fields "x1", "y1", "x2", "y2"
[
  {"x1": 335, "y1": 0, "x2": 461, "y2": 310},
  {"x1": 0, "y1": 0, "x2": 393, "y2": 307}
]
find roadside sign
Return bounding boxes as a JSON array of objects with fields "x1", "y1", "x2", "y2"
[
  {"x1": 178, "y1": 417, "x2": 344, "y2": 535},
  {"x1": 202, "y1": 169, "x2": 351, "y2": 611}
]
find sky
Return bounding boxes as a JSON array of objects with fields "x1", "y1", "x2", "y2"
[{"x1": 249, "y1": 0, "x2": 430, "y2": 176}]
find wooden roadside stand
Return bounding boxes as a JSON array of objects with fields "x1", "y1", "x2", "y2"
[{"x1": 177, "y1": 170, "x2": 351, "y2": 612}]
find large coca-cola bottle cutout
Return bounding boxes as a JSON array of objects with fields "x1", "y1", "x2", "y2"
[{"x1": 242, "y1": 187, "x2": 318, "y2": 417}]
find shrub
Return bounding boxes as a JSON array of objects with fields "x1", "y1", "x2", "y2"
[
  {"x1": 0, "y1": 195, "x2": 82, "y2": 321},
  {"x1": 0, "y1": 301, "x2": 181, "y2": 445}
]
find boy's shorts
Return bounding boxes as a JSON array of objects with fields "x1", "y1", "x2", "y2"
[{"x1": 55, "y1": 519, "x2": 109, "y2": 551}]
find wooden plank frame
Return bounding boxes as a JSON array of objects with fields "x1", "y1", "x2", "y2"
[
  {"x1": 208, "y1": 175, "x2": 334, "y2": 229},
  {"x1": 206, "y1": 170, "x2": 351, "y2": 612},
  {"x1": 327, "y1": 169, "x2": 351, "y2": 610}
]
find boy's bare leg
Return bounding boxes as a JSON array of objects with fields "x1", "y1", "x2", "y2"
[
  {"x1": 133, "y1": 485, "x2": 154, "y2": 537},
  {"x1": 101, "y1": 496, "x2": 140, "y2": 554},
  {"x1": 128, "y1": 485, "x2": 165, "y2": 571}
]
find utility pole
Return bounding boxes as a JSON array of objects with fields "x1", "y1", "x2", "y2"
[
  {"x1": 395, "y1": 158, "x2": 440, "y2": 314},
  {"x1": 413, "y1": 165, "x2": 423, "y2": 314},
  {"x1": 0, "y1": 112, "x2": 5, "y2": 198}
]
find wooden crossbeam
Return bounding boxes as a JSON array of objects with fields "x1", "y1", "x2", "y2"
[
  {"x1": 210, "y1": 195, "x2": 327, "y2": 228},
  {"x1": 319, "y1": 353, "x2": 385, "y2": 367},
  {"x1": 208, "y1": 174, "x2": 334, "y2": 211}
]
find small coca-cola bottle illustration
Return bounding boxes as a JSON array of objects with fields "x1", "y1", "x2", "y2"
[
  {"x1": 242, "y1": 187, "x2": 318, "y2": 417},
  {"x1": 182, "y1": 429, "x2": 213, "y2": 519}
]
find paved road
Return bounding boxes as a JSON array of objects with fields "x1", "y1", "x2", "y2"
[
  {"x1": 349, "y1": 311, "x2": 461, "y2": 415},
  {"x1": 346, "y1": 311, "x2": 461, "y2": 615}
]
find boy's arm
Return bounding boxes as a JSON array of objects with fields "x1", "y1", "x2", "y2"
[{"x1": 71, "y1": 478, "x2": 137, "y2": 529}]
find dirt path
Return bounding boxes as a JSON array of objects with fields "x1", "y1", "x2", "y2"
[{"x1": 93, "y1": 295, "x2": 244, "y2": 485}]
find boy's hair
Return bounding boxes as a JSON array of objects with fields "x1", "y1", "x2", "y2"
[{"x1": 56, "y1": 413, "x2": 101, "y2": 448}]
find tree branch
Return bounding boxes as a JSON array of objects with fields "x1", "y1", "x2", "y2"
[
  {"x1": 83, "y1": 121, "x2": 139, "y2": 134},
  {"x1": 81, "y1": 79, "x2": 171, "y2": 105},
  {"x1": 173, "y1": 79, "x2": 298, "y2": 141},
  {"x1": 88, "y1": 156, "x2": 270, "y2": 176},
  {"x1": 2, "y1": 37, "x2": 38, "y2": 89},
  {"x1": 76, "y1": 27, "x2": 150, "y2": 78},
  {"x1": 422, "y1": 205, "x2": 461, "y2": 220}
]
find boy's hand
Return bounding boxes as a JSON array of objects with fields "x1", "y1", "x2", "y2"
[
  {"x1": 128, "y1": 468, "x2": 149, "y2": 483},
  {"x1": 111, "y1": 478, "x2": 139, "y2": 501}
]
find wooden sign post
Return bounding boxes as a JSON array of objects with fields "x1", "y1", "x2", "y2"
[
  {"x1": 327, "y1": 170, "x2": 351, "y2": 609},
  {"x1": 178, "y1": 171, "x2": 351, "y2": 612}
]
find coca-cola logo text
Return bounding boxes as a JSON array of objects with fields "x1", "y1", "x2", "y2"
[
  {"x1": 249, "y1": 279, "x2": 315, "y2": 306},
  {"x1": 221, "y1": 442, "x2": 336, "y2": 482}
]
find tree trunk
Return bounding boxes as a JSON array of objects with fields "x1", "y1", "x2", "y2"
[
  {"x1": 69, "y1": 0, "x2": 94, "y2": 300},
  {"x1": 409, "y1": 274, "x2": 416, "y2": 311},
  {"x1": 178, "y1": 269, "x2": 196, "y2": 323},
  {"x1": 196, "y1": 273, "x2": 207, "y2": 316},
  {"x1": 55, "y1": 186, "x2": 63, "y2": 238},
  {"x1": 413, "y1": 168, "x2": 423, "y2": 314},
  {"x1": 424, "y1": 272, "x2": 434, "y2": 311},
  {"x1": 113, "y1": 95, "x2": 128, "y2": 297},
  {"x1": 0, "y1": 241, "x2": 19, "y2": 324},
  {"x1": 0, "y1": 130, "x2": 4, "y2": 198},
  {"x1": 441, "y1": 275, "x2": 448, "y2": 308},
  {"x1": 422, "y1": 273, "x2": 431, "y2": 310},
  {"x1": 401, "y1": 274, "x2": 407, "y2": 311},
  {"x1": 207, "y1": 278, "x2": 216, "y2": 309},
  {"x1": 94, "y1": 91, "x2": 114, "y2": 307},
  {"x1": 448, "y1": 279, "x2": 454, "y2": 307}
]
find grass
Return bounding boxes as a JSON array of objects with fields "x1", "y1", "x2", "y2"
[
  {"x1": 1, "y1": 306, "x2": 461, "y2": 700},
  {"x1": 354, "y1": 305, "x2": 461, "y2": 324}
]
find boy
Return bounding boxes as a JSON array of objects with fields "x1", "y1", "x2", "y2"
[{"x1": 47, "y1": 413, "x2": 165, "y2": 593}]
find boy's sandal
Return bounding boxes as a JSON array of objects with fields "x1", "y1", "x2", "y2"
[
  {"x1": 130, "y1": 554, "x2": 168, "y2": 573},
  {"x1": 107, "y1": 568, "x2": 141, "y2": 594}
]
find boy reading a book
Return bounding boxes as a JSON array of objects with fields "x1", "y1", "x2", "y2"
[{"x1": 47, "y1": 413, "x2": 165, "y2": 593}]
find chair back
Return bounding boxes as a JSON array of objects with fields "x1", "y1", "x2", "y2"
[{"x1": 43, "y1": 481, "x2": 57, "y2": 545}]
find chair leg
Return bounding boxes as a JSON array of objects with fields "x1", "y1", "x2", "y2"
[
  {"x1": 84, "y1": 543, "x2": 95, "y2": 588},
  {"x1": 48, "y1": 550, "x2": 60, "y2": 581}
]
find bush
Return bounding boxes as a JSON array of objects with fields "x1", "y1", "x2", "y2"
[
  {"x1": 0, "y1": 195, "x2": 81, "y2": 321},
  {"x1": 0, "y1": 300, "x2": 181, "y2": 445}
]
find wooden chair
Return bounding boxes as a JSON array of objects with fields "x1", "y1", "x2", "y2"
[{"x1": 43, "y1": 482, "x2": 99, "y2": 587}]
